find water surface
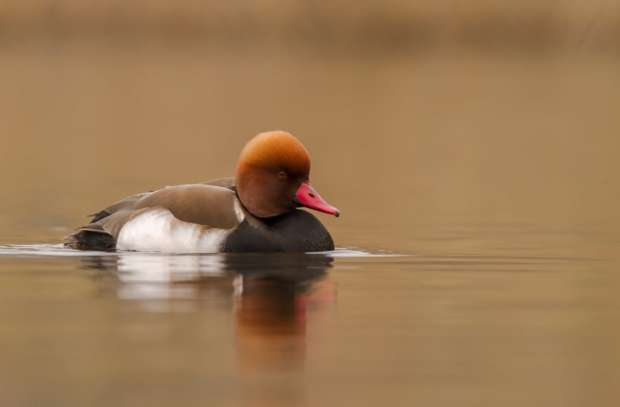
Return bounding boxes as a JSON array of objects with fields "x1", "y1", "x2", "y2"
[{"x1": 1, "y1": 42, "x2": 620, "y2": 406}]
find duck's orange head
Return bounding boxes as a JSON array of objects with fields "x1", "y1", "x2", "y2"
[{"x1": 235, "y1": 130, "x2": 340, "y2": 218}]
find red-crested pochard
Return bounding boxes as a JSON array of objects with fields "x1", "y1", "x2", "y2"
[{"x1": 64, "y1": 131, "x2": 339, "y2": 253}]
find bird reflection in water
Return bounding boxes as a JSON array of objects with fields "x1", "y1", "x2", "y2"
[
  {"x1": 231, "y1": 255, "x2": 333, "y2": 374},
  {"x1": 82, "y1": 252, "x2": 335, "y2": 373}
]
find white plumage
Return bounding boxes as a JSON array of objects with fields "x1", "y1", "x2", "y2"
[{"x1": 116, "y1": 208, "x2": 231, "y2": 253}]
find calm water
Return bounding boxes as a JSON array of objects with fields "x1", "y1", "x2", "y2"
[{"x1": 1, "y1": 42, "x2": 620, "y2": 406}]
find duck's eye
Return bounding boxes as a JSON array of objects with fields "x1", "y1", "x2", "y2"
[{"x1": 277, "y1": 171, "x2": 288, "y2": 179}]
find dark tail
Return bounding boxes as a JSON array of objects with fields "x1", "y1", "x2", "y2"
[{"x1": 64, "y1": 225, "x2": 116, "y2": 251}]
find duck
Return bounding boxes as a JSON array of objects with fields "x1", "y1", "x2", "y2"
[{"x1": 64, "y1": 131, "x2": 339, "y2": 253}]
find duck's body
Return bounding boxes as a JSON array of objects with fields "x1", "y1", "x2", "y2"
[
  {"x1": 65, "y1": 179, "x2": 334, "y2": 252},
  {"x1": 65, "y1": 131, "x2": 339, "y2": 253}
]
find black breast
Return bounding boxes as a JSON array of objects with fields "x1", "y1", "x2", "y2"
[{"x1": 223, "y1": 210, "x2": 335, "y2": 252}]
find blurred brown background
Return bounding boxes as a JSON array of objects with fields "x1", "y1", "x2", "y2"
[
  {"x1": 1, "y1": 1, "x2": 619, "y2": 50},
  {"x1": 1, "y1": 0, "x2": 619, "y2": 254}
]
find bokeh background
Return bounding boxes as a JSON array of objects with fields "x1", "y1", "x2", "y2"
[
  {"x1": 1, "y1": 0, "x2": 619, "y2": 254},
  {"x1": 1, "y1": 2, "x2": 620, "y2": 406}
]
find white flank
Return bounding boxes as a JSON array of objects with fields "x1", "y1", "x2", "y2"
[{"x1": 116, "y1": 209, "x2": 230, "y2": 253}]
